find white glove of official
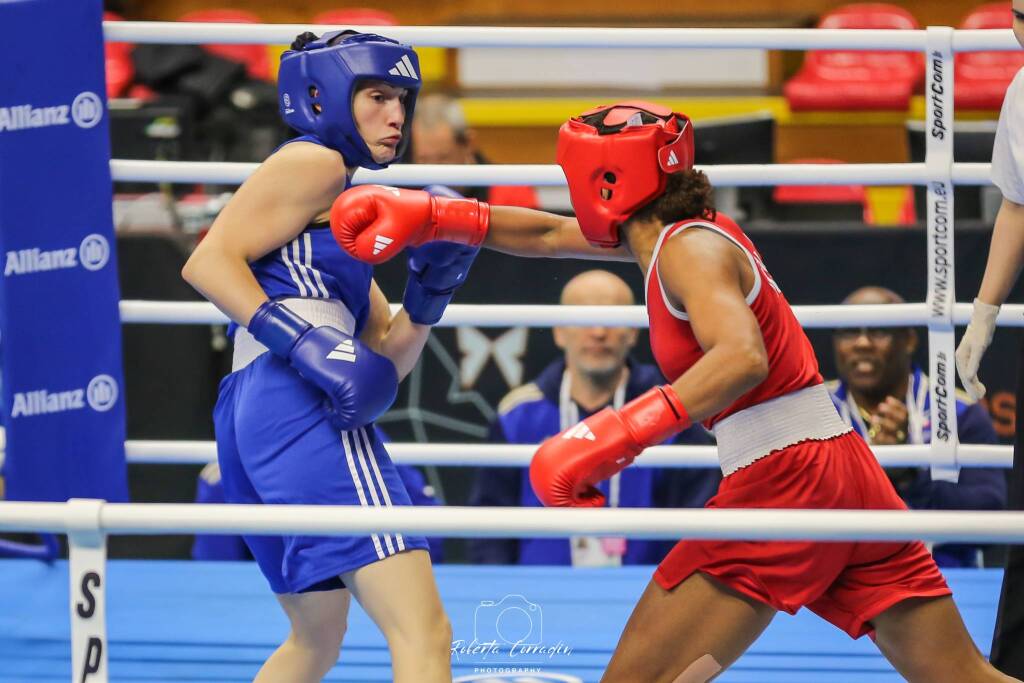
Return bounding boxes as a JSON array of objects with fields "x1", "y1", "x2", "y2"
[{"x1": 955, "y1": 298, "x2": 1000, "y2": 401}]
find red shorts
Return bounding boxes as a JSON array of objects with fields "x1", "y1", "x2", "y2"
[{"x1": 655, "y1": 431, "x2": 951, "y2": 638}]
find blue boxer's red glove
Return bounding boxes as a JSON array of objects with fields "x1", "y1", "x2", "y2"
[
  {"x1": 402, "y1": 185, "x2": 481, "y2": 325},
  {"x1": 247, "y1": 300, "x2": 398, "y2": 429}
]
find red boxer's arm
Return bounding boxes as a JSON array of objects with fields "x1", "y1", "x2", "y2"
[
  {"x1": 529, "y1": 385, "x2": 691, "y2": 507},
  {"x1": 485, "y1": 206, "x2": 633, "y2": 261},
  {"x1": 657, "y1": 229, "x2": 770, "y2": 419},
  {"x1": 330, "y1": 185, "x2": 488, "y2": 264}
]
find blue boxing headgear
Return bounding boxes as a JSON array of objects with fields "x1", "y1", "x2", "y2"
[{"x1": 278, "y1": 31, "x2": 421, "y2": 170}]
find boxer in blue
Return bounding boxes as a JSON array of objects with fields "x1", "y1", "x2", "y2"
[{"x1": 182, "y1": 30, "x2": 472, "y2": 683}]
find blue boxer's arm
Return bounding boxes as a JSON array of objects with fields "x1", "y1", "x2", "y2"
[
  {"x1": 248, "y1": 300, "x2": 398, "y2": 429},
  {"x1": 402, "y1": 185, "x2": 481, "y2": 325}
]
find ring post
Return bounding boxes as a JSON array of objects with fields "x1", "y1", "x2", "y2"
[
  {"x1": 0, "y1": 0, "x2": 128, "y2": 503},
  {"x1": 66, "y1": 498, "x2": 108, "y2": 683},
  {"x1": 924, "y1": 27, "x2": 960, "y2": 483}
]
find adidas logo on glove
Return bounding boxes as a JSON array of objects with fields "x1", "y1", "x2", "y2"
[
  {"x1": 327, "y1": 340, "x2": 357, "y2": 362},
  {"x1": 373, "y1": 235, "x2": 394, "y2": 256},
  {"x1": 563, "y1": 423, "x2": 596, "y2": 441}
]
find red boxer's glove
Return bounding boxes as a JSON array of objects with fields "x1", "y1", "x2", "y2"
[
  {"x1": 530, "y1": 385, "x2": 692, "y2": 507},
  {"x1": 330, "y1": 185, "x2": 490, "y2": 265}
]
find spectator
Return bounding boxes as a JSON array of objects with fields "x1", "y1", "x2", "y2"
[
  {"x1": 468, "y1": 270, "x2": 719, "y2": 566},
  {"x1": 411, "y1": 93, "x2": 540, "y2": 209},
  {"x1": 829, "y1": 286, "x2": 1006, "y2": 567}
]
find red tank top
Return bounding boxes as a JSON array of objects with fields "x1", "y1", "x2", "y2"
[{"x1": 645, "y1": 214, "x2": 822, "y2": 427}]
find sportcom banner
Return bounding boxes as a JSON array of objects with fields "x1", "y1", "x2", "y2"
[{"x1": 0, "y1": 0, "x2": 128, "y2": 502}]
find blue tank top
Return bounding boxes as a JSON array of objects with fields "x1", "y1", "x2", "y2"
[{"x1": 233, "y1": 136, "x2": 374, "y2": 337}]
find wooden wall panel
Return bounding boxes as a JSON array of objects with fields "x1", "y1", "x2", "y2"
[
  {"x1": 127, "y1": 0, "x2": 995, "y2": 29},
  {"x1": 121, "y1": 0, "x2": 993, "y2": 165},
  {"x1": 473, "y1": 123, "x2": 912, "y2": 165},
  {"x1": 776, "y1": 125, "x2": 909, "y2": 163},
  {"x1": 474, "y1": 126, "x2": 561, "y2": 164}
]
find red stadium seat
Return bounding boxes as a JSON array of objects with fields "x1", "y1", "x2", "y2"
[
  {"x1": 103, "y1": 11, "x2": 135, "y2": 98},
  {"x1": 773, "y1": 159, "x2": 866, "y2": 209},
  {"x1": 178, "y1": 9, "x2": 272, "y2": 82},
  {"x1": 772, "y1": 159, "x2": 916, "y2": 225},
  {"x1": 312, "y1": 9, "x2": 400, "y2": 27},
  {"x1": 784, "y1": 3, "x2": 923, "y2": 111},
  {"x1": 955, "y1": 3, "x2": 1024, "y2": 109},
  {"x1": 487, "y1": 185, "x2": 541, "y2": 210}
]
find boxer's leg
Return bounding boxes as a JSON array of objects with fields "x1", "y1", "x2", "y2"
[
  {"x1": 343, "y1": 549, "x2": 452, "y2": 683},
  {"x1": 255, "y1": 588, "x2": 352, "y2": 683},
  {"x1": 601, "y1": 573, "x2": 775, "y2": 683}
]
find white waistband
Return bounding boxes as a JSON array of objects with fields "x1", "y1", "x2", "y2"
[
  {"x1": 712, "y1": 383, "x2": 851, "y2": 476},
  {"x1": 232, "y1": 298, "x2": 357, "y2": 372}
]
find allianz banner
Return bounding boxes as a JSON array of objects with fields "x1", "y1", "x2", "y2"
[{"x1": 0, "y1": 0, "x2": 128, "y2": 502}]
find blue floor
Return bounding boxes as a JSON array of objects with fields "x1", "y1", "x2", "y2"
[{"x1": 0, "y1": 560, "x2": 1003, "y2": 682}]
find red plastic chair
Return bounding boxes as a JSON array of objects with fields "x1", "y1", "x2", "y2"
[
  {"x1": 103, "y1": 11, "x2": 135, "y2": 98},
  {"x1": 773, "y1": 159, "x2": 866, "y2": 207},
  {"x1": 312, "y1": 9, "x2": 399, "y2": 27},
  {"x1": 178, "y1": 9, "x2": 272, "y2": 82},
  {"x1": 487, "y1": 185, "x2": 541, "y2": 210},
  {"x1": 784, "y1": 4, "x2": 923, "y2": 111},
  {"x1": 955, "y1": 3, "x2": 1024, "y2": 109},
  {"x1": 773, "y1": 159, "x2": 917, "y2": 225}
]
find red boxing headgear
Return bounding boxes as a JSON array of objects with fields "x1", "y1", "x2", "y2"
[{"x1": 556, "y1": 101, "x2": 694, "y2": 248}]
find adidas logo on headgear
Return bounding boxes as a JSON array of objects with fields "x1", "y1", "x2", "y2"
[
  {"x1": 666, "y1": 150, "x2": 679, "y2": 167},
  {"x1": 563, "y1": 423, "x2": 596, "y2": 441},
  {"x1": 389, "y1": 55, "x2": 419, "y2": 80},
  {"x1": 372, "y1": 235, "x2": 394, "y2": 256},
  {"x1": 327, "y1": 339, "x2": 357, "y2": 362}
]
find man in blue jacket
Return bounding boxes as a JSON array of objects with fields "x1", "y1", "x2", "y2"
[
  {"x1": 468, "y1": 270, "x2": 719, "y2": 566},
  {"x1": 829, "y1": 287, "x2": 1006, "y2": 567}
]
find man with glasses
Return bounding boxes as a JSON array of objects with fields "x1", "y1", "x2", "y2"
[{"x1": 829, "y1": 286, "x2": 1006, "y2": 567}]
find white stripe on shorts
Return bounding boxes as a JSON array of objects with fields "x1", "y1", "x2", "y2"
[
  {"x1": 341, "y1": 430, "x2": 385, "y2": 560},
  {"x1": 358, "y1": 427, "x2": 406, "y2": 551},
  {"x1": 352, "y1": 428, "x2": 396, "y2": 555}
]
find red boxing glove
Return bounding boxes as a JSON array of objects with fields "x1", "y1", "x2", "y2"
[
  {"x1": 529, "y1": 385, "x2": 691, "y2": 507},
  {"x1": 330, "y1": 185, "x2": 490, "y2": 265}
]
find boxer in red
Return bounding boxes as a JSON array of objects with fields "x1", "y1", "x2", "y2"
[{"x1": 330, "y1": 102, "x2": 1018, "y2": 683}]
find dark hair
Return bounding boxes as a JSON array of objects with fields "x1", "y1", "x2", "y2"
[
  {"x1": 629, "y1": 169, "x2": 716, "y2": 226},
  {"x1": 290, "y1": 29, "x2": 360, "y2": 51}
]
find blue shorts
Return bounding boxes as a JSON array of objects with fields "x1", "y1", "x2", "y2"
[{"x1": 213, "y1": 353, "x2": 428, "y2": 594}]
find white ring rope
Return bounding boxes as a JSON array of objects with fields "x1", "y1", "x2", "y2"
[
  {"x1": 111, "y1": 160, "x2": 994, "y2": 187},
  {"x1": 3, "y1": 500, "x2": 1024, "y2": 542},
  {"x1": 103, "y1": 22, "x2": 1018, "y2": 52},
  {"x1": 94, "y1": 21, "x2": 1013, "y2": 527},
  {"x1": 22, "y1": 24, "x2": 1013, "y2": 671},
  {"x1": 953, "y1": 29, "x2": 1024, "y2": 52},
  {"x1": 119, "y1": 301, "x2": 1024, "y2": 328},
  {"x1": 124, "y1": 440, "x2": 1012, "y2": 468}
]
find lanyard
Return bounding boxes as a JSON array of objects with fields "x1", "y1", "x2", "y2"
[
  {"x1": 559, "y1": 369, "x2": 627, "y2": 507},
  {"x1": 844, "y1": 371, "x2": 927, "y2": 445}
]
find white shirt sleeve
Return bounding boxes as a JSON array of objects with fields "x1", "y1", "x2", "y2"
[{"x1": 991, "y1": 67, "x2": 1024, "y2": 205}]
